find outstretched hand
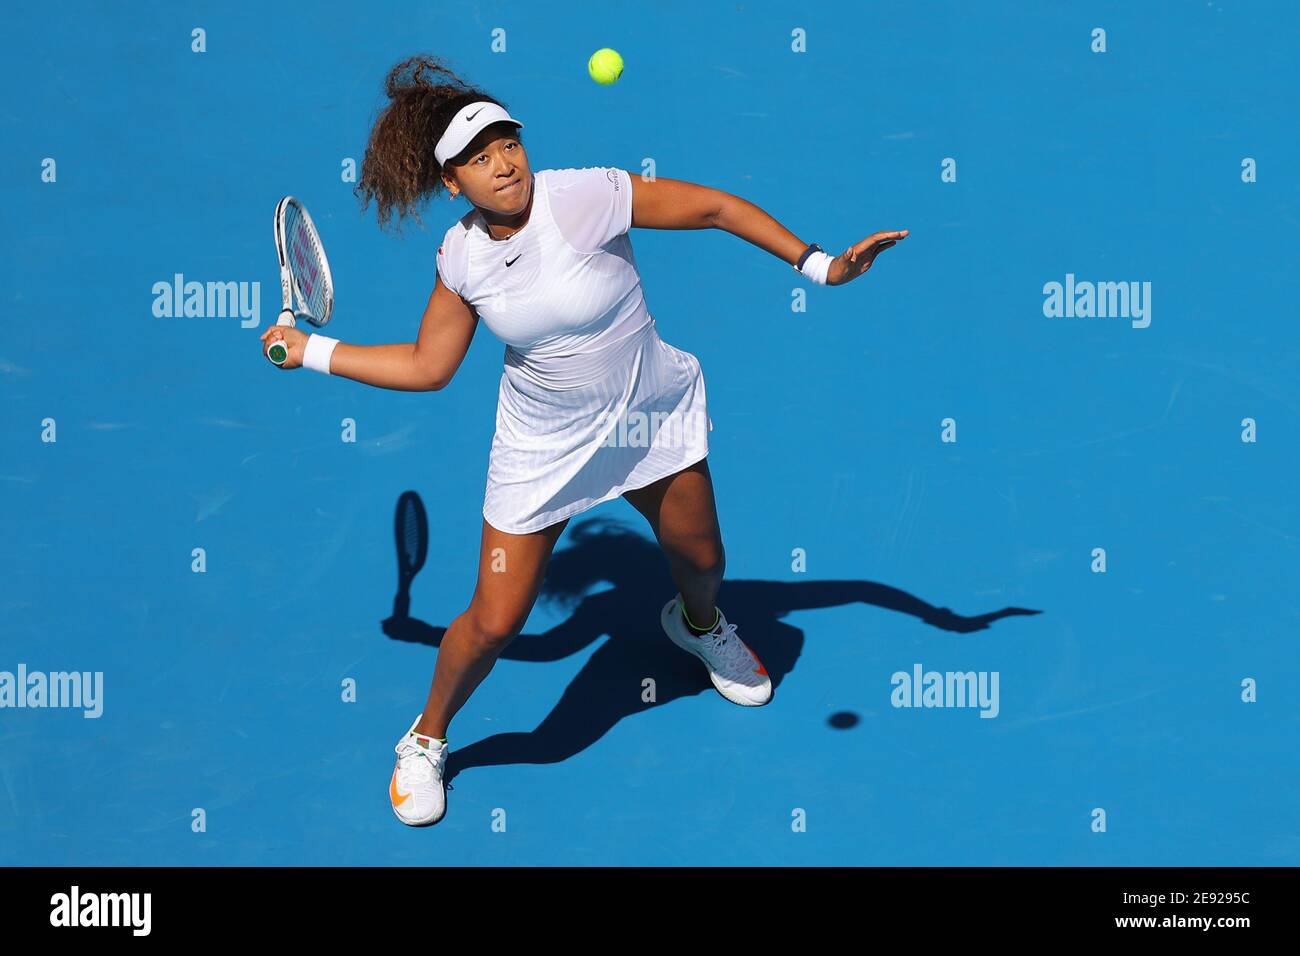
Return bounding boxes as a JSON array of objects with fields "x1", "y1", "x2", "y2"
[{"x1": 826, "y1": 229, "x2": 909, "y2": 286}]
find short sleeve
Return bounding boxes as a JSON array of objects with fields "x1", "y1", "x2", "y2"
[
  {"x1": 436, "y1": 225, "x2": 468, "y2": 298},
  {"x1": 547, "y1": 167, "x2": 633, "y2": 254}
]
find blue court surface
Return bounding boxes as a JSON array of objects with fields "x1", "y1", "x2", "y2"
[{"x1": 2, "y1": 1, "x2": 1297, "y2": 866}]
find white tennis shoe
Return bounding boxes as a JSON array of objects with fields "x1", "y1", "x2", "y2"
[
  {"x1": 660, "y1": 594, "x2": 772, "y2": 706},
  {"x1": 390, "y1": 714, "x2": 449, "y2": 827}
]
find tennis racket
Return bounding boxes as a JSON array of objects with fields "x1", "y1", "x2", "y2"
[
  {"x1": 267, "y1": 196, "x2": 335, "y2": 366},
  {"x1": 392, "y1": 491, "x2": 429, "y2": 619}
]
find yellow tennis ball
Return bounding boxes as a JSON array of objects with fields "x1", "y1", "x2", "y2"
[{"x1": 588, "y1": 48, "x2": 624, "y2": 86}]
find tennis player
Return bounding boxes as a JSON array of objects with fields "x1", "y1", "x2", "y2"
[{"x1": 260, "y1": 56, "x2": 907, "y2": 827}]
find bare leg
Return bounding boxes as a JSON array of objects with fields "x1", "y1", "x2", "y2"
[
  {"x1": 414, "y1": 516, "x2": 568, "y2": 739},
  {"x1": 622, "y1": 458, "x2": 725, "y2": 629}
]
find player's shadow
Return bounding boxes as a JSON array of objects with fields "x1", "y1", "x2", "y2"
[{"x1": 381, "y1": 500, "x2": 1040, "y2": 785}]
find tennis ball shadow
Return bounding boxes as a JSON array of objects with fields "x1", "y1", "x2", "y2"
[{"x1": 828, "y1": 711, "x2": 861, "y2": 729}]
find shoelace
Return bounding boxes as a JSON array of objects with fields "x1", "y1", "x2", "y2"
[
  {"x1": 702, "y1": 621, "x2": 749, "y2": 669},
  {"x1": 394, "y1": 740, "x2": 443, "y2": 786}
]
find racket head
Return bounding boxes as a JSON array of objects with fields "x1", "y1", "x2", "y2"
[
  {"x1": 274, "y1": 196, "x2": 335, "y2": 328},
  {"x1": 395, "y1": 491, "x2": 429, "y2": 579}
]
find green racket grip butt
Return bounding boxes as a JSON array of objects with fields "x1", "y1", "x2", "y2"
[{"x1": 266, "y1": 309, "x2": 296, "y2": 366}]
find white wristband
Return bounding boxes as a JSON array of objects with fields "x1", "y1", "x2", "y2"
[
  {"x1": 303, "y1": 333, "x2": 340, "y2": 374},
  {"x1": 799, "y1": 250, "x2": 833, "y2": 286}
]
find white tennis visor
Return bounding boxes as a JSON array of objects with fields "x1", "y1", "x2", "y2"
[{"x1": 434, "y1": 101, "x2": 525, "y2": 166}]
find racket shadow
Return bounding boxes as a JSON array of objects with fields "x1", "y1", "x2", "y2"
[{"x1": 380, "y1": 499, "x2": 1042, "y2": 785}]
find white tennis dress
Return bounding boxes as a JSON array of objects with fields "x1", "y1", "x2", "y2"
[{"x1": 436, "y1": 167, "x2": 712, "y2": 534}]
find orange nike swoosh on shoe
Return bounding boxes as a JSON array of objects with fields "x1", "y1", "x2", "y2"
[{"x1": 390, "y1": 772, "x2": 410, "y2": 807}]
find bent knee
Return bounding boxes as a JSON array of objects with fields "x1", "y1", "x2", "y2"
[
  {"x1": 465, "y1": 604, "x2": 527, "y2": 650},
  {"x1": 665, "y1": 536, "x2": 725, "y2": 578}
]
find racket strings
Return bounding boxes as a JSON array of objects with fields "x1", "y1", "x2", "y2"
[{"x1": 283, "y1": 203, "x2": 332, "y2": 322}]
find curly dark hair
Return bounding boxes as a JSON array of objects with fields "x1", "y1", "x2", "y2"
[{"x1": 356, "y1": 54, "x2": 517, "y2": 230}]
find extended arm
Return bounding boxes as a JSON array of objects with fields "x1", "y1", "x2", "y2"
[{"x1": 627, "y1": 174, "x2": 907, "y2": 285}]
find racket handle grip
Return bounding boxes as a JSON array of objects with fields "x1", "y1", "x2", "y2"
[{"x1": 266, "y1": 310, "x2": 297, "y2": 366}]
